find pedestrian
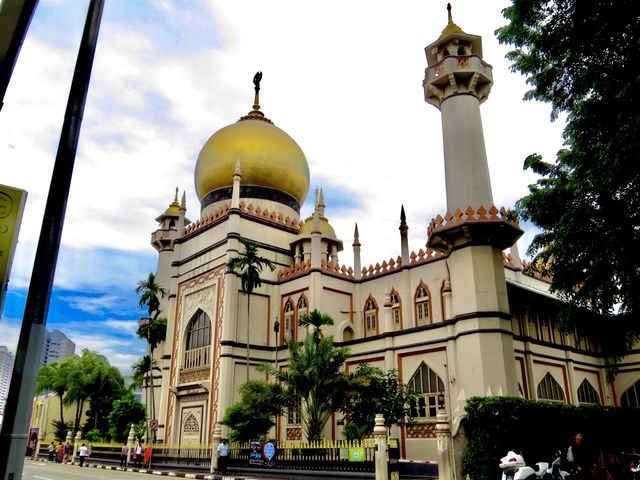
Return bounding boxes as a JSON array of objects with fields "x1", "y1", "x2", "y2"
[
  {"x1": 120, "y1": 443, "x2": 129, "y2": 468},
  {"x1": 134, "y1": 442, "x2": 143, "y2": 468},
  {"x1": 566, "y1": 432, "x2": 593, "y2": 479},
  {"x1": 216, "y1": 438, "x2": 230, "y2": 475},
  {"x1": 57, "y1": 442, "x2": 64, "y2": 463},
  {"x1": 78, "y1": 443, "x2": 88, "y2": 467},
  {"x1": 64, "y1": 441, "x2": 72, "y2": 463},
  {"x1": 47, "y1": 441, "x2": 55, "y2": 462}
]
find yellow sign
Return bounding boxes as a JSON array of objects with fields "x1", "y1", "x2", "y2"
[{"x1": 0, "y1": 184, "x2": 27, "y2": 312}]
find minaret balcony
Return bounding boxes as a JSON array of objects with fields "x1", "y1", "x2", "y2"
[
  {"x1": 427, "y1": 206, "x2": 522, "y2": 253},
  {"x1": 424, "y1": 55, "x2": 493, "y2": 108},
  {"x1": 151, "y1": 228, "x2": 179, "y2": 252}
]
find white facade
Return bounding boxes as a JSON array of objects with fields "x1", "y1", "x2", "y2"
[
  {"x1": 40, "y1": 329, "x2": 76, "y2": 366},
  {"x1": 0, "y1": 345, "x2": 15, "y2": 425}
]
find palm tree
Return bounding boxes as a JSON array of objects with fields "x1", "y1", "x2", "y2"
[
  {"x1": 259, "y1": 310, "x2": 356, "y2": 441},
  {"x1": 135, "y1": 272, "x2": 168, "y2": 442},
  {"x1": 227, "y1": 238, "x2": 275, "y2": 382},
  {"x1": 36, "y1": 358, "x2": 73, "y2": 427},
  {"x1": 130, "y1": 355, "x2": 159, "y2": 392}
]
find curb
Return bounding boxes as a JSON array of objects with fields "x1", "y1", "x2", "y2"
[{"x1": 31, "y1": 459, "x2": 256, "y2": 480}]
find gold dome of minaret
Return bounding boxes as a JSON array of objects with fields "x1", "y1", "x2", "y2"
[{"x1": 194, "y1": 72, "x2": 310, "y2": 214}]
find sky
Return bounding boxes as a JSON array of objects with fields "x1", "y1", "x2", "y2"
[{"x1": 0, "y1": 0, "x2": 565, "y2": 375}]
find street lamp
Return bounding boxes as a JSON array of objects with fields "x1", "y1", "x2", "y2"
[{"x1": 273, "y1": 316, "x2": 280, "y2": 367}]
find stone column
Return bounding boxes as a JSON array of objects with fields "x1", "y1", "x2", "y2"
[
  {"x1": 210, "y1": 422, "x2": 222, "y2": 474},
  {"x1": 72, "y1": 430, "x2": 82, "y2": 464},
  {"x1": 436, "y1": 404, "x2": 453, "y2": 480},
  {"x1": 127, "y1": 424, "x2": 136, "y2": 466},
  {"x1": 373, "y1": 414, "x2": 388, "y2": 480}
]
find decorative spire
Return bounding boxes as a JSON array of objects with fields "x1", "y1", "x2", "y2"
[
  {"x1": 439, "y1": 2, "x2": 464, "y2": 39},
  {"x1": 174, "y1": 186, "x2": 179, "y2": 203},
  {"x1": 353, "y1": 223, "x2": 361, "y2": 280},
  {"x1": 400, "y1": 205, "x2": 409, "y2": 264},
  {"x1": 400, "y1": 204, "x2": 407, "y2": 224},
  {"x1": 318, "y1": 188, "x2": 325, "y2": 216},
  {"x1": 180, "y1": 191, "x2": 186, "y2": 210},
  {"x1": 239, "y1": 71, "x2": 273, "y2": 124},
  {"x1": 353, "y1": 223, "x2": 361, "y2": 247},
  {"x1": 314, "y1": 187, "x2": 319, "y2": 210}
]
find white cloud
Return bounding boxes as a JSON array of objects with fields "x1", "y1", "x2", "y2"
[
  {"x1": 58, "y1": 295, "x2": 122, "y2": 315},
  {"x1": 2, "y1": 0, "x2": 564, "y2": 296}
]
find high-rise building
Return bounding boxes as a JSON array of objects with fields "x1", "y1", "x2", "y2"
[
  {"x1": 0, "y1": 345, "x2": 15, "y2": 422},
  {"x1": 40, "y1": 329, "x2": 75, "y2": 366}
]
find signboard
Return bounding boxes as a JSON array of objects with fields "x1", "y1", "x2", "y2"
[
  {"x1": 249, "y1": 441, "x2": 276, "y2": 467},
  {"x1": 348, "y1": 447, "x2": 365, "y2": 462},
  {"x1": 25, "y1": 427, "x2": 39, "y2": 457},
  {"x1": 149, "y1": 419, "x2": 159, "y2": 431},
  {"x1": 0, "y1": 184, "x2": 27, "y2": 312}
]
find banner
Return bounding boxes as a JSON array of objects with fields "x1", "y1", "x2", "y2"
[{"x1": 0, "y1": 184, "x2": 27, "y2": 313}]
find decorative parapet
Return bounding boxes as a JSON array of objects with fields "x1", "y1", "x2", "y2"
[
  {"x1": 178, "y1": 367, "x2": 210, "y2": 384},
  {"x1": 320, "y1": 259, "x2": 354, "y2": 279},
  {"x1": 503, "y1": 251, "x2": 521, "y2": 270},
  {"x1": 183, "y1": 203, "x2": 231, "y2": 236},
  {"x1": 278, "y1": 259, "x2": 311, "y2": 280},
  {"x1": 238, "y1": 201, "x2": 303, "y2": 230},
  {"x1": 428, "y1": 205, "x2": 519, "y2": 235},
  {"x1": 361, "y1": 256, "x2": 403, "y2": 280},
  {"x1": 409, "y1": 248, "x2": 444, "y2": 265},
  {"x1": 427, "y1": 205, "x2": 522, "y2": 252}
]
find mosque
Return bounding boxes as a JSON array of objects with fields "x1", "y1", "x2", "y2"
[{"x1": 147, "y1": 6, "x2": 640, "y2": 461}]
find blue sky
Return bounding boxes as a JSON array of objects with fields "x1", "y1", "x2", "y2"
[{"x1": 0, "y1": 0, "x2": 563, "y2": 374}]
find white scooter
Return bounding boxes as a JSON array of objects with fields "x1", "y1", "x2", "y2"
[
  {"x1": 533, "y1": 453, "x2": 570, "y2": 479},
  {"x1": 500, "y1": 451, "x2": 537, "y2": 480}
]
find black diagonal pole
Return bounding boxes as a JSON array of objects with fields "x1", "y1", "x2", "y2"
[{"x1": 0, "y1": 1, "x2": 105, "y2": 478}]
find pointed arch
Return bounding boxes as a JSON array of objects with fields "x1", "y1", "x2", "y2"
[
  {"x1": 389, "y1": 288, "x2": 402, "y2": 330},
  {"x1": 296, "y1": 294, "x2": 309, "y2": 341},
  {"x1": 183, "y1": 310, "x2": 211, "y2": 369},
  {"x1": 621, "y1": 379, "x2": 640, "y2": 407},
  {"x1": 342, "y1": 325, "x2": 354, "y2": 342},
  {"x1": 414, "y1": 281, "x2": 432, "y2": 327},
  {"x1": 577, "y1": 379, "x2": 600, "y2": 405},
  {"x1": 363, "y1": 295, "x2": 379, "y2": 337},
  {"x1": 282, "y1": 297, "x2": 295, "y2": 343},
  {"x1": 407, "y1": 362, "x2": 445, "y2": 419},
  {"x1": 536, "y1": 372, "x2": 565, "y2": 402}
]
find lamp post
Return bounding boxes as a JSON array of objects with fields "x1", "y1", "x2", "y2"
[{"x1": 273, "y1": 316, "x2": 280, "y2": 367}]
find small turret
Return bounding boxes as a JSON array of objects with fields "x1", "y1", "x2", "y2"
[
  {"x1": 152, "y1": 188, "x2": 191, "y2": 252},
  {"x1": 353, "y1": 223, "x2": 361, "y2": 280}
]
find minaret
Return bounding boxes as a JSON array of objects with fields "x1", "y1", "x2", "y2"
[
  {"x1": 424, "y1": 5, "x2": 522, "y2": 406},
  {"x1": 399, "y1": 205, "x2": 409, "y2": 265},
  {"x1": 353, "y1": 223, "x2": 361, "y2": 280}
]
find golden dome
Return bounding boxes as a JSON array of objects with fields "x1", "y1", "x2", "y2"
[
  {"x1": 299, "y1": 214, "x2": 337, "y2": 237},
  {"x1": 195, "y1": 76, "x2": 309, "y2": 211}
]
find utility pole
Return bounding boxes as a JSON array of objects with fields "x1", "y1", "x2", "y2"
[{"x1": 0, "y1": 1, "x2": 105, "y2": 478}]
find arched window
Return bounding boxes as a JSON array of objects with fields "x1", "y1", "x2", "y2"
[
  {"x1": 577, "y1": 379, "x2": 600, "y2": 405},
  {"x1": 283, "y1": 298, "x2": 295, "y2": 342},
  {"x1": 408, "y1": 362, "x2": 445, "y2": 419},
  {"x1": 390, "y1": 290, "x2": 401, "y2": 330},
  {"x1": 287, "y1": 394, "x2": 302, "y2": 425},
  {"x1": 621, "y1": 379, "x2": 640, "y2": 407},
  {"x1": 364, "y1": 297, "x2": 378, "y2": 337},
  {"x1": 536, "y1": 372, "x2": 565, "y2": 402},
  {"x1": 415, "y1": 283, "x2": 430, "y2": 326},
  {"x1": 297, "y1": 295, "x2": 309, "y2": 340},
  {"x1": 184, "y1": 310, "x2": 211, "y2": 369}
]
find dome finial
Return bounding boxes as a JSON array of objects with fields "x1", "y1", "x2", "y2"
[
  {"x1": 447, "y1": 3, "x2": 452, "y2": 23},
  {"x1": 253, "y1": 71, "x2": 262, "y2": 111},
  {"x1": 439, "y1": 2, "x2": 464, "y2": 39},
  {"x1": 174, "y1": 186, "x2": 179, "y2": 202}
]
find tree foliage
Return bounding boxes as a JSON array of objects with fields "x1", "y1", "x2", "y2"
[
  {"x1": 259, "y1": 309, "x2": 358, "y2": 441},
  {"x1": 108, "y1": 392, "x2": 146, "y2": 443},
  {"x1": 222, "y1": 381, "x2": 285, "y2": 443},
  {"x1": 496, "y1": 0, "x2": 640, "y2": 376},
  {"x1": 340, "y1": 364, "x2": 418, "y2": 440}
]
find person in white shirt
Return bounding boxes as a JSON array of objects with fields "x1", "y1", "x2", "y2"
[
  {"x1": 78, "y1": 443, "x2": 89, "y2": 467},
  {"x1": 134, "y1": 442, "x2": 143, "y2": 468},
  {"x1": 216, "y1": 438, "x2": 230, "y2": 475}
]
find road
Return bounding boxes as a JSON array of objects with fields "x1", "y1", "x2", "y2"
[{"x1": 22, "y1": 460, "x2": 148, "y2": 479}]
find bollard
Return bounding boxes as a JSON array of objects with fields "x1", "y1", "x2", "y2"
[
  {"x1": 210, "y1": 422, "x2": 222, "y2": 474},
  {"x1": 73, "y1": 430, "x2": 82, "y2": 464},
  {"x1": 127, "y1": 424, "x2": 136, "y2": 467},
  {"x1": 373, "y1": 414, "x2": 388, "y2": 480}
]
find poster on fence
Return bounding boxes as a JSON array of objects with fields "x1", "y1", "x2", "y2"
[
  {"x1": 348, "y1": 447, "x2": 365, "y2": 462},
  {"x1": 249, "y1": 441, "x2": 276, "y2": 467}
]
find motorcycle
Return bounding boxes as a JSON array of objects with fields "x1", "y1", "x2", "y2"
[
  {"x1": 533, "y1": 451, "x2": 570, "y2": 479},
  {"x1": 500, "y1": 450, "x2": 537, "y2": 480}
]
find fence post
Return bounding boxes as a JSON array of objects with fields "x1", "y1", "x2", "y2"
[
  {"x1": 210, "y1": 421, "x2": 222, "y2": 474},
  {"x1": 72, "y1": 430, "x2": 81, "y2": 463},
  {"x1": 436, "y1": 404, "x2": 453, "y2": 480},
  {"x1": 127, "y1": 424, "x2": 136, "y2": 466},
  {"x1": 373, "y1": 413, "x2": 388, "y2": 480}
]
